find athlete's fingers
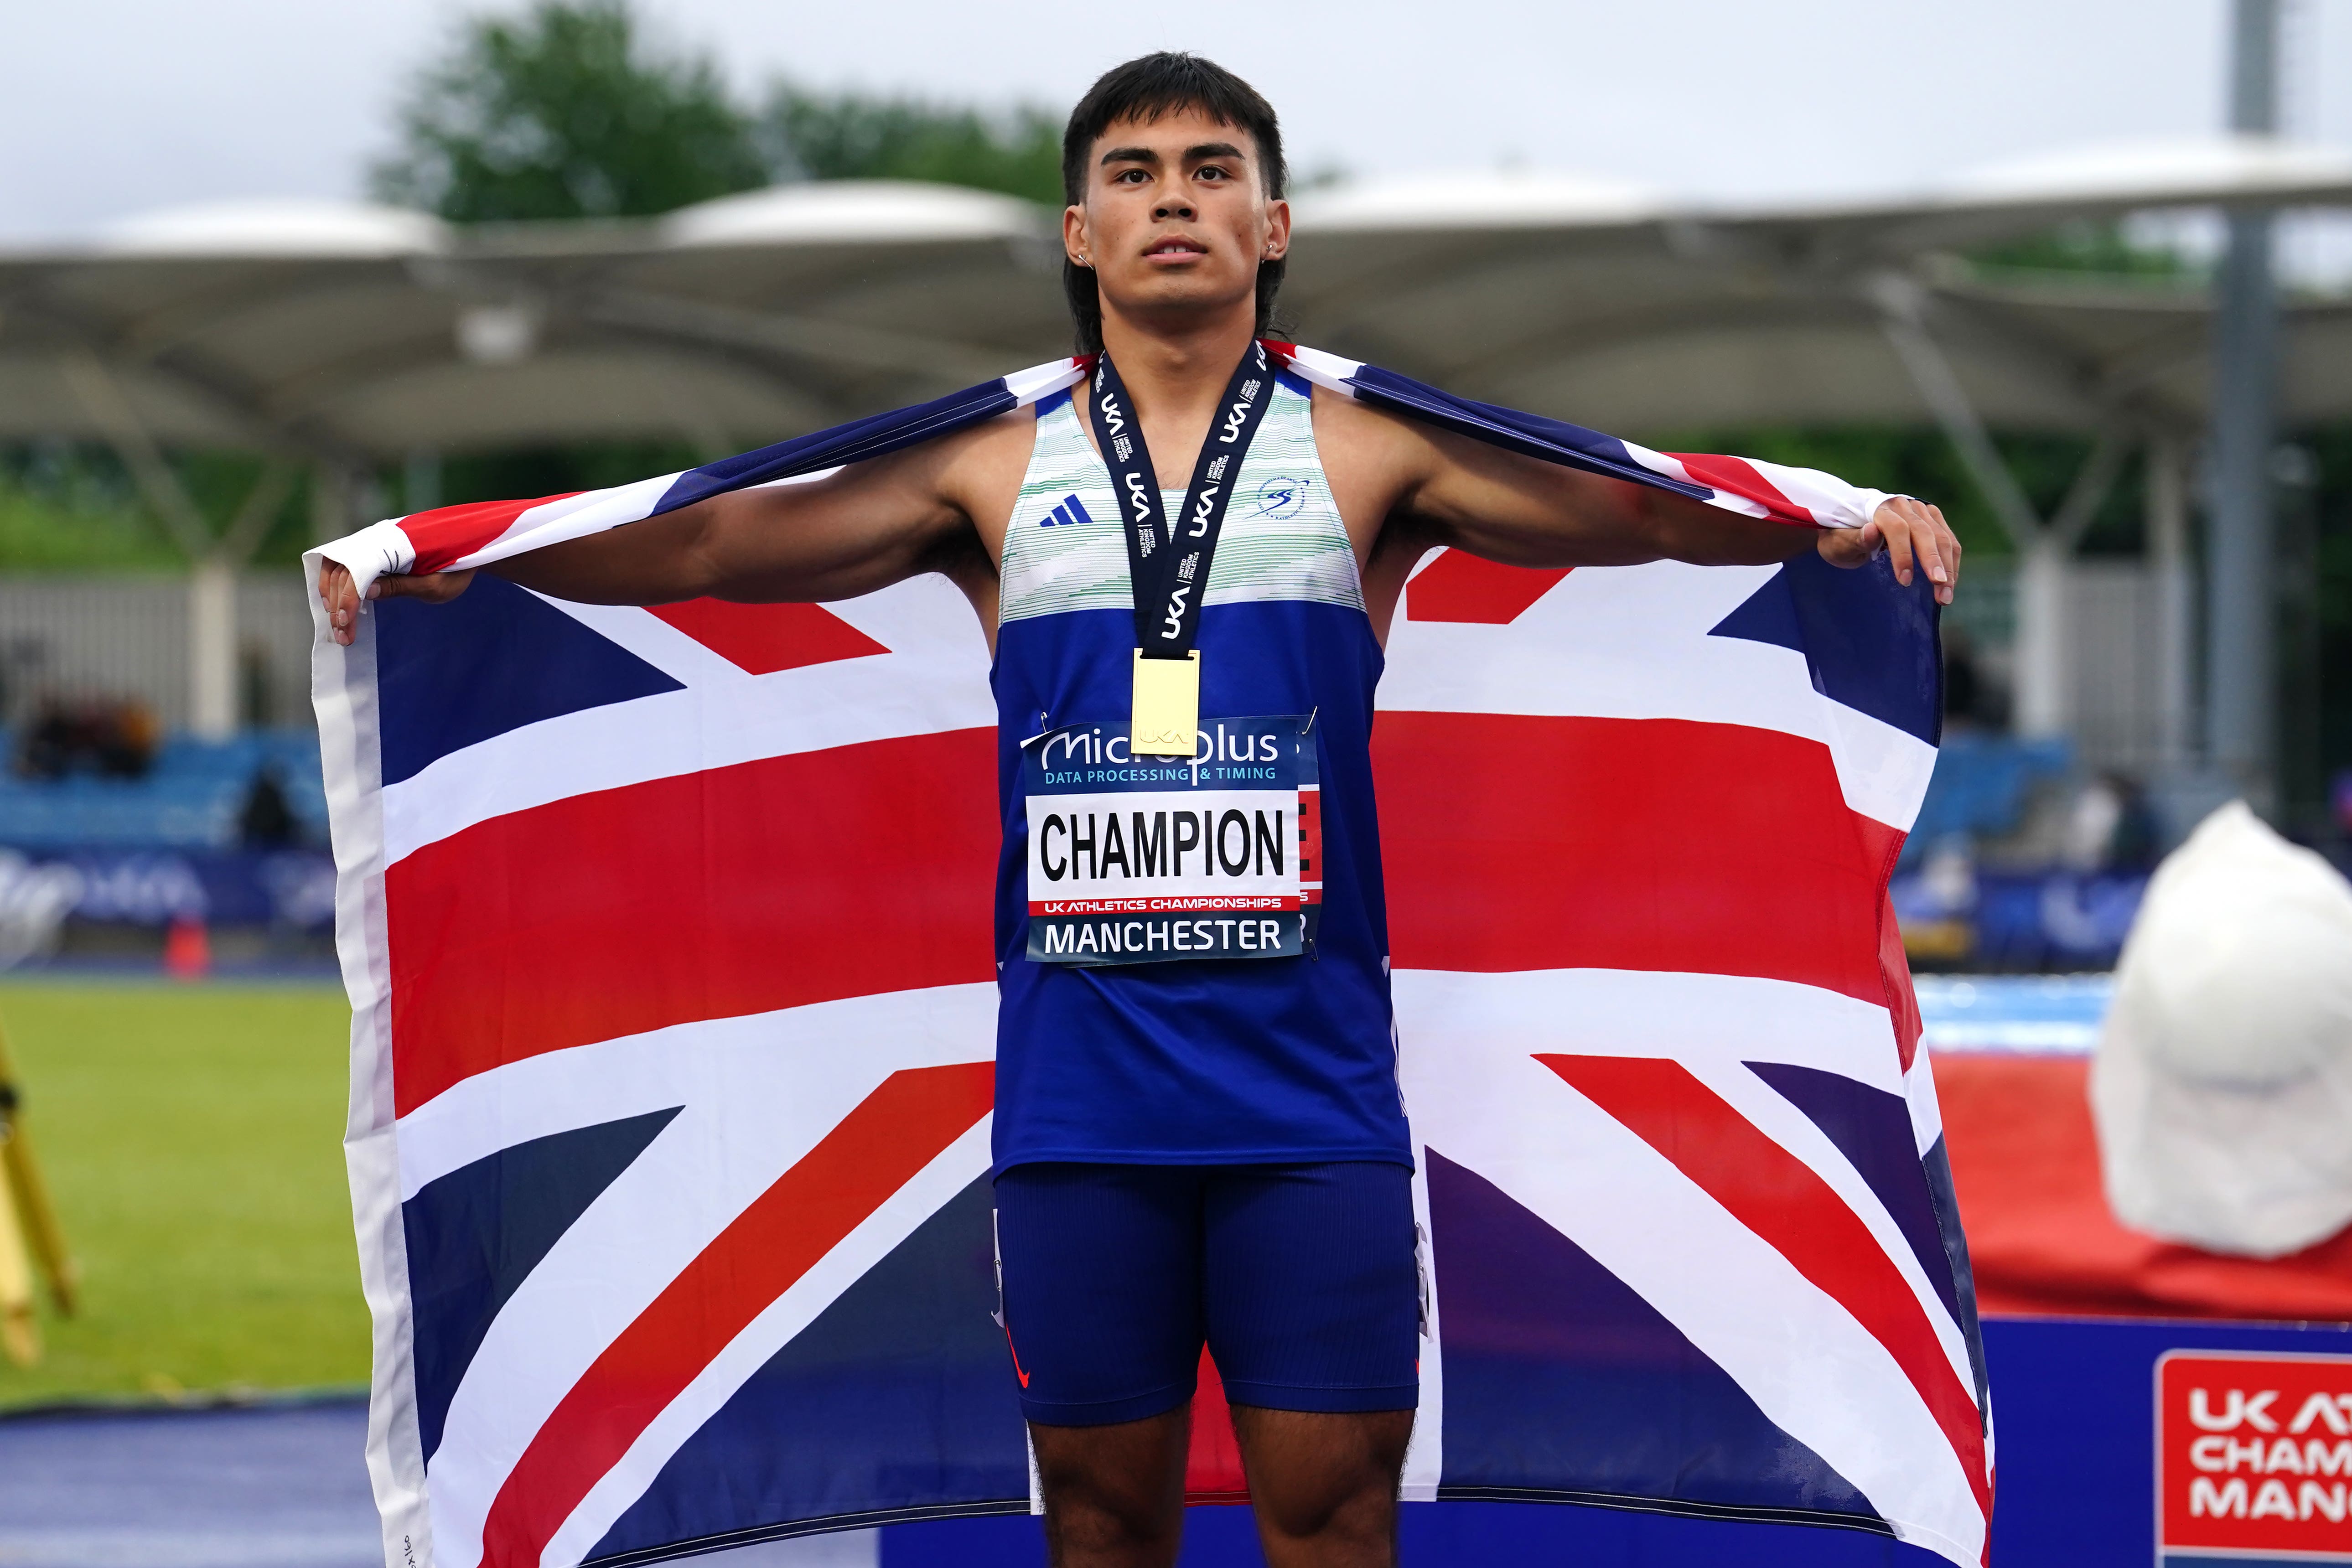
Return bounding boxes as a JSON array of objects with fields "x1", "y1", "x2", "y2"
[
  {"x1": 1875, "y1": 500, "x2": 1920, "y2": 588},
  {"x1": 317, "y1": 564, "x2": 476, "y2": 646},
  {"x1": 1817, "y1": 517, "x2": 1880, "y2": 570},
  {"x1": 374, "y1": 568, "x2": 477, "y2": 606},
  {"x1": 1889, "y1": 497, "x2": 1957, "y2": 603},
  {"x1": 1904, "y1": 500, "x2": 1950, "y2": 587},
  {"x1": 318, "y1": 561, "x2": 359, "y2": 646},
  {"x1": 1929, "y1": 504, "x2": 1962, "y2": 604}
]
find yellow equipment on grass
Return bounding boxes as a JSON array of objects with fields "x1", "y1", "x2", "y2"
[{"x1": 0, "y1": 1013, "x2": 76, "y2": 1365}]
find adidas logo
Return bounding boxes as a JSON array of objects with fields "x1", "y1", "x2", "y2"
[{"x1": 1041, "y1": 493, "x2": 1095, "y2": 528}]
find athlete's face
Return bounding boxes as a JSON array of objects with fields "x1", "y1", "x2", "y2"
[{"x1": 1066, "y1": 106, "x2": 1289, "y2": 334}]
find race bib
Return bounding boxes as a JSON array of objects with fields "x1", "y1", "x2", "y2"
[{"x1": 1022, "y1": 715, "x2": 1322, "y2": 965}]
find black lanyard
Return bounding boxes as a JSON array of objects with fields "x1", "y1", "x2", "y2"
[{"x1": 1085, "y1": 340, "x2": 1277, "y2": 660}]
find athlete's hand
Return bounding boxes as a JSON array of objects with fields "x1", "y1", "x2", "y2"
[
  {"x1": 317, "y1": 560, "x2": 477, "y2": 646},
  {"x1": 1818, "y1": 497, "x2": 1960, "y2": 605}
]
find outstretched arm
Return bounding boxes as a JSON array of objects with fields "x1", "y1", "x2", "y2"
[
  {"x1": 319, "y1": 412, "x2": 1029, "y2": 647},
  {"x1": 1319, "y1": 395, "x2": 1959, "y2": 610}
]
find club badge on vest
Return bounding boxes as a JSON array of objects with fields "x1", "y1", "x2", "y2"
[{"x1": 1022, "y1": 715, "x2": 1323, "y2": 965}]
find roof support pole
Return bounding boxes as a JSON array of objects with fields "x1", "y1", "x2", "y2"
[
  {"x1": 2146, "y1": 435, "x2": 2197, "y2": 767},
  {"x1": 2205, "y1": 0, "x2": 2283, "y2": 804},
  {"x1": 1870, "y1": 283, "x2": 2043, "y2": 549},
  {"x1": 187, "y1": 458, "x2": 294, "y2": 741},
  {"x1": 57, "y1": 352, "x2": 213, "y2": 560},
  {"x1": 58, "y1": 346, "x2": 299, "y2": 739},
  {"x1": 58, "y1": 352, "x2": 235, "y2": 738},
  {"x1": 1872, "y1": 278, "x2": 2133, "y2": 742},
  {"x1": 187, "y1": 560, "x2": 238, "y2": 741}
]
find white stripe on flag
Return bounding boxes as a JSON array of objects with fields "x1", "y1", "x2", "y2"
[
  {"x1": 540, "y1": 1117, "x2": 995, "y2": 1568},
  {"x1": 1380, "y1": 559, "x2": 1935, "y2": 833},
  {"x1": 1399, "y1": 1152, "x2": 1447, "y2": 1501},
  {"x1": 1003, "y1": 358, "x2": 1089, "y2": 405},
  {"x1": 1407, "y1": 1043, "x2": 1985, "y2": 1565},
  {"x1": 447, "y1": 474, "x2": 685, "y2": 572},
  {"x1": 1396, "y1": 968, "x2": 1976, "y2": 1382},
  {"x1": 416, "y1": 987, "x2": 995, "y2": 1568},
  {"x1": 377, "y1": 574, "x2": 994, "y2": 867},
  {"x1": 1904, "y1": 1050, "x2": 1948, "y2": 1159}
]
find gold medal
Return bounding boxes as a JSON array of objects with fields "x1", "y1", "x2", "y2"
[{"x1": 1130, "y1": 650, "x2": 1201, "y2": 756}]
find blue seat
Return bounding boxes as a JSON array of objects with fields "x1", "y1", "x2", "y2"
[
  {"x1": 1903, "y1": 735, "x2": 2072, "y2": 863},
  {"x1": 0, "y1": 727, "x2": 331, "y2": 851}
]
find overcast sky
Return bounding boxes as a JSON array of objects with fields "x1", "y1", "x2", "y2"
[{"x1": 7, "y1": 0, "x2": 2351, "y2": 241}]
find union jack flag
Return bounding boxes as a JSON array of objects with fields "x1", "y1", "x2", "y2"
[{"x1": 311, "y1": 347, "x2": 1990, "y2": 1568}]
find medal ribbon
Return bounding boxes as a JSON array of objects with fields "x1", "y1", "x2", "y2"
[{"x1": 1085, "y1": 340, "x2": 1278, "y2": 660}]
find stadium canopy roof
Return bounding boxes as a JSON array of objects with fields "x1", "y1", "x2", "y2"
[
  {"x1": 0, "y1": 182, "x2": 1067, "y2": 465},
  {"x1": 1279, "y1": 138, "x2": 2352, "y2": 436},
  {"x1": 2, "y1": 135, "x2": 2350, "y2": 469}
]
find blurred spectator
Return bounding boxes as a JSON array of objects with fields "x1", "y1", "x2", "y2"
[
  {"x1": 238, "y1": 766, "x2": 301, "y2": 849},
  {"x1": 2060, "y1": 772, "x2": 2160, "y2": 873},
  {"x1": 2334, "y1": 769, "x2": 2352, "y2": 836},
  {"x1": 1941, "y1": 627, "x2": 2008, "y2": 731},
  {"x1": 13, "y1": 698, "x2": 160, "y2": 780}
]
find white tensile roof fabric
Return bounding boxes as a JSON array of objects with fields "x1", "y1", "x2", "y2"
[{"x1": 0, "y1": 137, "x2": 2348, "y2": 460}]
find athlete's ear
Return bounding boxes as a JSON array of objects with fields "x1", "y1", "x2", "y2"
[
  {"x1": 1064, "y1": 203, "x2": 1093, "y2": 268},
  {"x1": 1260, "y1": 197, "x2": 1292, "y2": 262}
]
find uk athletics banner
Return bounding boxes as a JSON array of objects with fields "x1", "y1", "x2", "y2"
[{"x1": 310, "y1": 343, "x2": 1992, "y2": 1568}]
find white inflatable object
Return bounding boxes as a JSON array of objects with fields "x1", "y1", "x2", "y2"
[{"x1": 2092, "y1": 801, "x2": 2352, "y2": 1257}]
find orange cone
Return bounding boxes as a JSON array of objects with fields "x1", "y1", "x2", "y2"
[{"x1": 163, "y1": 916, "x2": 211, "y2": 981}]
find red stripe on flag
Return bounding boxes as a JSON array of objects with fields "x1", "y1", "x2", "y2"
[
  {"x1": 386, "y1": 729, "x2": 998, "y2": 1117},
  {"x1": 1663, "y1": 453, "x2": 1815, "y2": 527},
  {"x1": 402, "y1": 492, "x2": 582, "y2": 575},
  {"x1": 1185, "y1": 1349, "x2": 1250, "y2": 1505},
  {"x1": 646, "y1": 599, "x2": 889, "y2": 675},
  {"x1": 1539, "y1": 1053, "x2": 1990, "y2": 1528},
  {"x1": 476, "y1": 1062, "x2": 993, "y2": 1568},
  {"x1": 1404, "y1": 550, "x2": 1571, "y2": 624},
  {"x1": 1375, "y1": 713, "x2": 1896, "y2": 1016},
  {"x1": 1852, "y1": 813, "x2": 1925, "y2": 1071}
]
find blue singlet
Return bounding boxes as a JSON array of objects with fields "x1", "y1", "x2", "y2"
[{"x1": 988, "y1": 374, "x2": 1410, "y2": 1175}]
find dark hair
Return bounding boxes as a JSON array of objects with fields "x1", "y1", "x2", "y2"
[{"x1": 1060, "y1": 52, "x2": 1288, "y2": 356}]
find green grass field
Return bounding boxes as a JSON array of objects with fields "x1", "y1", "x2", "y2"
[{"x1": 0, "y1": 979, "x2": 367, "y2": 1409}]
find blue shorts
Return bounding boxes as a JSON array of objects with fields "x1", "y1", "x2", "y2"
[{"x1": 991, "y1": 1162, "x2": 1421, "y2": 1427}]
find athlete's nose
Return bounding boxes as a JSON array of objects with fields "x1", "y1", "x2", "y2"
[{"x1": 1153, "y1": 197, "x2": 1196, "y2": 221}]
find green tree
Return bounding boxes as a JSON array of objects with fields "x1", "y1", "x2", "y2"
[
  {"x1": 1969, "y1": 218, "x2": 2199, "y2": 280},
  {"x1": 371, "y1": 0, "x2": 765, "y2": 222},
  {"x1": 758, "y1": 88, "x2": 1065, "y2": 205}
]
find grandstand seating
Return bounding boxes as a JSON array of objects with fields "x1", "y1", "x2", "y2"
[
  {"x1": 1905, "y1": 733, "x2": 2073, "y2": 860},
  {"x1": 0, "y1": 728, "x2": 328, "y2": 850},
  {"x1": 0, "y1": 724, "x2": 2076, "y2": 866}
]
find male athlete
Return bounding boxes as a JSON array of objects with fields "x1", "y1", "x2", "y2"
[{"x1": 321, "y1": 52, "x2": 1958, "y2": 1568}]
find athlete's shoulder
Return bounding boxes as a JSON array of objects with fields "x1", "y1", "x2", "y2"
[
  {"x1": 1306, "y1": 381, "x2": 1435, "y2": 462},
  {"x1": 937, "y1": 404, "x2": 1041, "y2": 464},
  {"x1": 888, "y1": 403, "x2": 1036, "y2": 497},
  {"x1": 1304, "y1": 380, "x2": 1440, "y2": 537},
  {"x1": 928, "y1": 404, "x2": 1041, "y2": 548}
]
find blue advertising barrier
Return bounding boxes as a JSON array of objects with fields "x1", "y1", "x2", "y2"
[
  {"x1": 1894, "y1": 868, "x2": 2150, "y2": 971},
  {"x1": 2, "y1": 845, "x2": 336, "y2": 928}
]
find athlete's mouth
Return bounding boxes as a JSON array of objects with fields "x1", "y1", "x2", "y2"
[{"x1": 1143, "y1": 237, "x2": 1209, "y2": 259}]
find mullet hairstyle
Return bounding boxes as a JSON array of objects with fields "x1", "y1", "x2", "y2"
[{"x1": 1061, "y1": 52, "x2": 1290, "y2": 357}]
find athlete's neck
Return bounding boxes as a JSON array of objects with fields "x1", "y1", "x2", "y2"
[{"x1": 1097, "y1": 302, "x2": 1259, "y2": 487}]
